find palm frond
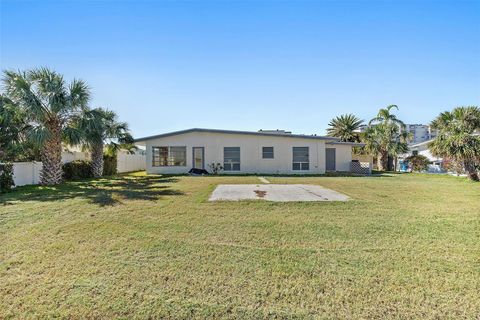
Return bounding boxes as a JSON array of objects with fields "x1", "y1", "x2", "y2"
[
  {"x1": 326, "y1": 113, "x2": 363, "y2": 142},
  {"x1": 28, "y1": 67, "x2": 68, "y2": 115},
  {"x1": 2, "y1": 70, "x2": 52, "y2": 121},
  {"x1": 68, "y1": 79, "x2": 90, "y2": 111},
  {"x1": 429, "y1": 106, "x2": 480, "y2": 168},
  {"x1": 386, "y1": 105, "x2": 399, "y2": 111},
  {"x1": 25, "y1": 124, "x2": 51, "y2": 147}
]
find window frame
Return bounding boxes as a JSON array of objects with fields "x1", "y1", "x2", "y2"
[
  {"x1": 224, "y1": 147, "x2": 241, "y2": 171},
  {"x1": 152, "y1": 146, "x2": 187, "y2": 167},
  {"x1": 292, "y1": 147, "x2": 309, "y2": 171},
  {"x1": 262, "y1": 146, "x2": 274, "y2": 159}
]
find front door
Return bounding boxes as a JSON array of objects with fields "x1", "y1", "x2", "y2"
[
  {"x1": 192, "y1": 147, "x2": 204, "y2": 169},
  {"x1": 326, "y1": 148, "x2": 336, "y2": 171}
]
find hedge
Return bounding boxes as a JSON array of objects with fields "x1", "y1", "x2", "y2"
[{"x1": 62, "y1": 160, "x2": 93, "y2": 180}]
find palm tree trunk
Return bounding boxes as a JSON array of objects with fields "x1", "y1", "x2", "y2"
[
  {"x1": 464, "y1": 160, "x2": 479, "y2": 181},
  {"x1": 377, "y1": 151, "x2": 388, "y2": 171},
  {"x1": 91, "y1": 142, "x2": 104, "y2": 178},
  {"x1": 40, "y1": 123, "x2": 63, "y2": 185},
  {"x1": 387, "y1": 155, "x2": 394, "y2": 171}
]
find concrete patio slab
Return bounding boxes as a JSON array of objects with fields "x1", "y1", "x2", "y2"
[{"x1": 209, "y1": 184, "x2": 349, "y2": 202}]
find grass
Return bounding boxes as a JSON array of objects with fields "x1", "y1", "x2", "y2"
[{"x1": 1, "y1": 172, "x2": 479, "y2": 319}]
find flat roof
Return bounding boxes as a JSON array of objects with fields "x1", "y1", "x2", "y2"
[
  {"x1": 135, "y1": 128, "x2": 344, "y2": 143},
  {"x1": 409, "y1": 139, "x2": 434, "y2": 148},
  {"x1": 326, "y1": 141, "x2": 365, "y2": 147}
]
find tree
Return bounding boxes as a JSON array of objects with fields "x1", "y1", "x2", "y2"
[
  {"x1": 0, "y1": 163, "x2": 15, "y2": 193},
  {"x1": 363, "y1": 123, "x2": 398, "y2": 170},
  {"x1": 429, "y1": 106, "x2": 480, "y2": 181},
  {"x1": 405, "y1": 155, "x2": 430, "y2": 172},
  {"x1": 365, "y1": 105, "x2": 408, "y2": 171},
  {"x1": 0, "y1": 95, "x2": 40, "y2": 161},
  {"x1": 326, "y1": 114, "x2": 364, "y2": 142},
  {"x1": 73, "y1": 108, "x2": 133, "y2": 178},
  {"x1": 2, "y1": 68, "x2": 90, "y2": 185},
  {"x1": 369, "y1": 104, "x2": 405, "y2": 127}
]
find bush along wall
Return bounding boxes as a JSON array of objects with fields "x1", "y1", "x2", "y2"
[
  {"x1": 62, "y1": 160, "x2": 93, "y2": 180},
  {"x1": 103, "y1": 154, "x2": 117, "y2": 176},
  {"x1": 405, "y1": 155, "x2": 430, "y2": 172},
  {"x1": 0, "y1": 163, "x2": 15, "y2": 193}
]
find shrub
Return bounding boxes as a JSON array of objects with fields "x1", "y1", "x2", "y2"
[
  {"x1": 208, "y1": 162, "x2": 223, "y2": 175},
  {"x1": 0, "y1": 163, "x2": 15, "y2": 193},
  {"x1": 103, "y1": 154, "x2": 117, "y2": 176},
  {"x1": 62, "y1": 160, "x2": 93, "y2": 180},
  {"x1": 406, "y1": 155, "x2": 430, "y2": 172}
]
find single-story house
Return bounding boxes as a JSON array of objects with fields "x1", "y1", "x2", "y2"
[
  {"x1": 399, "y1": 139, "x2": 445, "y2": 173},
  {"x1": 134, "y1": 128, "x2": 365, "y2": 175}
]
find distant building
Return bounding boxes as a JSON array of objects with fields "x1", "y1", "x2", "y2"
[
  {"x1": 355, "y1": 123, "x2": 437, "y2": 145},
  {"x1": 404, "y1": 124, "x2": 438, "y2": 144},
  {"x1": 356, "y1": 124, "x2": 368, "y2": 133}
]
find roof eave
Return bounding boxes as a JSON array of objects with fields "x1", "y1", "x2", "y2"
[
  {"x1": 326, "y1": 141, "x2": 365, "y2": 147},
  {"x1": 134, "y1": 128, "x2": 341, "y2": 143}
]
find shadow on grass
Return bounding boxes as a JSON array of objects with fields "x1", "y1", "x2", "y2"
[{"x1": 0, "y1": 175, "x2": 184, "y2": 206}]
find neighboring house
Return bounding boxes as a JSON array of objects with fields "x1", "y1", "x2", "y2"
[
  {"x1": 399, "y1": 139, "x2": 445, "y2": 173},
  {"x1": 134, "y1": 128, "x2": 365, "y2": 175}
]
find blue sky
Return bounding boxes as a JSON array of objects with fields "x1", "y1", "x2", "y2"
[{"x1": 1, "y1": 0, "x2": 479, "y2": 138}]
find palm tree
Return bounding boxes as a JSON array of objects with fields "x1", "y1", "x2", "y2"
[
  {"x1": 73, "y1": 108, "x2": 133, "y2": 178},
  {"x1": 2, "y1": 68, "x2": 90, "y2": 185},
  {"x1": 369, "y1": 104, "x2": 405, "y2": 127},
  {"x1": 363, "y1": 123, "x2": 400, "y2": 170},
  {"x1": 366, "y1": 105, "x2": 408, "y2": 170},
  {"x1": 429, "y1": 106, "x2": 480, "y2": 181},
  {"x1": 326, "y1": 114, "x2": 364, "y2": 142}
]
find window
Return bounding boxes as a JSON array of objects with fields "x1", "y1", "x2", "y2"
[
  {"x1": 292, "y1": 147, "x2": 309, "y2": 170},
  {"x1": 262, "y1": 147, "x2": 274, "y2": 159},
  {"x1": 152, "y1": 147, "x2": 168, "y2": 166},
  {"x1": 152, "y1": 146, "x2": 186, "y2": 166},
  {"x1": 224, "y1": 147, "x2": 240, "y2": 171}
]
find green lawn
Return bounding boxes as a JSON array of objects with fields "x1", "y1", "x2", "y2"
[{"x1": 1, "y1": 173, "x2": 479, "y2": 319}]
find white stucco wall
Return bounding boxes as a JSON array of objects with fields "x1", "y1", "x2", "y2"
[
  {"x1": 332, "y1": 144, "x2": 353, "y2": 171},
  {"x1": 143, "y1": 131, "x2": 353, "y2": 174}
]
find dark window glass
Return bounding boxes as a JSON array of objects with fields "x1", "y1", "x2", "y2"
[
  {"x1": 169, "y1": 147, "x2": 186, "y2": 166},
  {"x1": 224, "y1": 147, "x2": 240, "y2": 171},
  {"x1": 152, "y1": 146, "x2": 186, "y2": 166},
  {"x1": 262, "y1": 147, "x2": 274, "y2": 159},
  {"x1": 292, "y1": 147, "x2": 309, "y2": 170}
]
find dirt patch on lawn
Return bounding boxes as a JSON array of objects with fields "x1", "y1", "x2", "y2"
[{"x1": 254, "y1": 190, "x2": 267, "y2": 198}]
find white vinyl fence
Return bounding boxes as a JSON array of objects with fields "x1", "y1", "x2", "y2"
[
  {"x1": 117, "y1": 151, "x2": 146, "y2": 173},
  {"x1": 12, "y1": 162, "x2": 43, "y2": 186},
  {"x1": 61, "y1": 151, "x2": 90, "y2": 163},
  {"x1": 9, "y1": 150, "x2": 146, "y2": 186}
]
